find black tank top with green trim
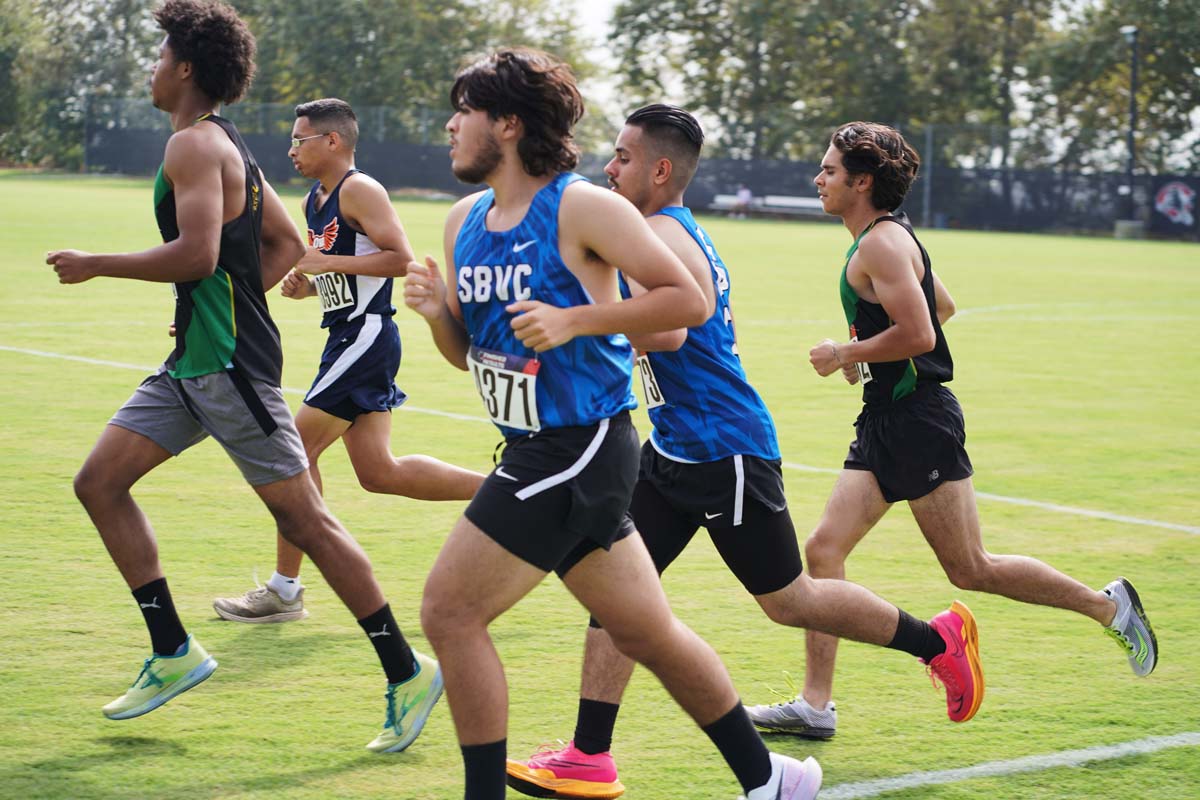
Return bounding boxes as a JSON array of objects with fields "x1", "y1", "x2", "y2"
[
  {"x1": 838, "y1": 213, "x2": 953, "y2": 406},
  {"x1": 155, "y1": 113, "x2": 282, "y2": 384}
]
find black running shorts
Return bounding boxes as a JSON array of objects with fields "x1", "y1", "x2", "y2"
[
  {"x1": 629, "y1": 443, "x2": 802, "y2": 596},
  {"x1": 844, "y1": 382, "x2": 974, "y2": 503},
  {"x1": 465, "y1": 411, "x2": 639, "y2": 576}
]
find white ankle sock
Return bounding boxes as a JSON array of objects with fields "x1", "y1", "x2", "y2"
[{"x1": 267, "y1": 571, "x2": 301, "y2": 602}]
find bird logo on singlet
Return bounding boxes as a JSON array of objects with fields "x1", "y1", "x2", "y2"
[{"x1": 308, "y1": 218, "x2": 339, "y2": 251}]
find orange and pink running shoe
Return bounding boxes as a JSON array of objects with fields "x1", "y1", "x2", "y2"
[
  {"x1": 924, "y1": 600, "x2": 985, "y2": 723},
  {"x1": 506, "y1": 740, "x2": 626, "y2": 799}
]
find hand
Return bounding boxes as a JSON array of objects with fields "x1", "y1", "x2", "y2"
[
  {"x1": 168, "y1": 323, "x2": 176, "y2": 338},
  {"x1": 841, "y1": 361, "x2": 859, "y2": 385},
  {"x1": 47, "y1": 249, "x2": 99, "y2": 284},
  {"x1": 294, "y1": 247, "x2": 328, "y2": 275},
  {"x1": 809, "y1": 338, "x2": 843, "y2": 377},
  {"x1": 507, "y1": 300, "x2": 577, "y2": 352},
  {"x1": 280, "y1": 268, "x2": 313, "y2": 299},
  {"x1": 404, "y1": 256, "x2": 448, "y2": 321}
]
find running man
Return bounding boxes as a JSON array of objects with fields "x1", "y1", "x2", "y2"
[
  {"x1": 746, "y1": 120, "x2": 1157, "y2": 738},
  {"x1": 505, "y1": 105, "x2": 981, "y2": 800},
  {"x1": 213, "y1": 98, "x2": 484, "y2": 623},
  {"x1": 46, "y1": 0, "x2": 440, "y2": 754},
  {"x1": 404, "y1": 50, "x2": 820, "y2": 800}
]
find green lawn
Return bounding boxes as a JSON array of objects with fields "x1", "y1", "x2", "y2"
[{"x1": 2, "y1": 172, "x2": 1197, "y2": 799}]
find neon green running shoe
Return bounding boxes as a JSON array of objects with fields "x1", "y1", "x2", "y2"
[
  {"x1": 102, "y1": 634, "x2": 218, "y2": 720},
  {"x1": 366, "y1": 651, "x2": 443, "y2": 753}
]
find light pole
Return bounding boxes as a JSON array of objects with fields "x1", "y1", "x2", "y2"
[{"x1": 1119, "y1": 25, "x2": 1139, "y2": 220}]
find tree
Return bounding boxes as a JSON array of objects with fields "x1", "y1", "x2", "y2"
[
  {"x1": 609, "y1": 0, "x2": 915, "y2": 160},
  {"x1": 1024, "y1": 0, "x2": 1200, "y2": 174}
]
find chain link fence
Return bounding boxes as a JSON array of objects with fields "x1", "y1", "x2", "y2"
[{"x1": 83, "y1": 99, "x2": 1198, "y2": 239}]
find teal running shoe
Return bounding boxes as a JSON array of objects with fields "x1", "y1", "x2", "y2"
[
  {"x1": 102, "y1": 634, "x2": 218, "y2": 720},
  {"x1": 366, "y1": 651, "x2": 444, "y2": 753}
]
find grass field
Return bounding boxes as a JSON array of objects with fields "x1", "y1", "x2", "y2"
[{"x1": 2, "y1": 171, "x2": 1198, "y2": 800}]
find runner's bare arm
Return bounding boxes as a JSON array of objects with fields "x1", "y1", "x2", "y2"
[
  {"x1": 48, "y1": 130, "x2": 229, "y2": 284},
  {"x1": 259, "y1": 174, "x2": 306, "y2": 291},
  {"x1": 295, "y1": 175, "x2": 415, "y2": 278},
  {"x1": 932, "y1": 270, "x2": 956, "y2": 325},
  {"x1": 622, "y1": 214, "x2": 717, "y2": 352},
  {"x1": 811, "y1": 227, "x2": 934, "y2": 376},
  {"x1": 507, "y1": 185, "x2": 706, "y2": 352}
]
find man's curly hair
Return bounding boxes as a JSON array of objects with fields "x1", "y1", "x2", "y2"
[
  {"x1": 450, "y1": 48, "x2": 584, "y2": 177},
  {"x1": 831, "y1": 121, "x2": 920, "y2": 212},
  {"x1": 154, "y1": 0, "x2": 256, "y2": 105}
]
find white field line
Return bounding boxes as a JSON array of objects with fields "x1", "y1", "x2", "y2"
[
  {"x1": 820, "y1": 731, "x2": 1200, "y2": 799},
  {"x1": 5, "y1": 344, "x2": 1197, "y2": 535}
]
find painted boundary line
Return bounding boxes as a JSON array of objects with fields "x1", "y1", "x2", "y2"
[
  {"x1": 5, "y1": 344, "x2": 1198, "y2": 535},
  {"x1": 820, "y1": 731, "x2": 1200, "y2": 799}
]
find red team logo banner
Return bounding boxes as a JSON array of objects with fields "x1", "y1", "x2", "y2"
[{"x1": 1149, "y1": 179, "x2": 1197, "y2": 238}]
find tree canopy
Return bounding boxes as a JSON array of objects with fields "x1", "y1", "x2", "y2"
[{"x1": 0, "y1": 0, "x2": 1196, "y2": 173}]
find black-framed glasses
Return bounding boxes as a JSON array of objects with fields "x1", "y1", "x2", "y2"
[{"x1": 290, "y1": 133, "x2": 329, "y2": 148}]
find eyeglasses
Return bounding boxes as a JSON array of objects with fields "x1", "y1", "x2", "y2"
[{"x1": 290, "y1": 133, "x2": 329, "y2": 148}]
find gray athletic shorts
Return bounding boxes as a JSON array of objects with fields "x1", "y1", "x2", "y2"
[{"x1": 110, "y1": 366, "x2": 309, "y2": 486}]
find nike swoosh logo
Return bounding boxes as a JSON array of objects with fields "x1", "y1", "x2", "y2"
[
  {"x1": 495, "y1": 466, "x2": 519, "y2": 481},
  {"x1": 512, "y1": 239, "x2": 537, "y2": 253},
  {"x1": 704, "y1": 512, "x2": 723, "y2": 519}
]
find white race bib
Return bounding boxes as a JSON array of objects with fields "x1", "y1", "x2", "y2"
[
  {"x1": 314, "y1": 272, "x2": 355, "y2": 313},
  {"x1": 636, "y1": 353, "x2": 666, "y2": 409},
  {"x1": 468, "y1": 345, "x2": 541, "y2": 431},
  {"x1": 851, "y1": 335, "x2": 873, "y2": 385}
]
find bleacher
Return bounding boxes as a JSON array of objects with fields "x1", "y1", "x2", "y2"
[{"x1": 708, "y1": 193, "x2": 825, "y2": 218}]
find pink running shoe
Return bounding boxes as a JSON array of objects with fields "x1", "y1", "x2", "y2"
[
  {"x1": 924, "y1": 600, "x2": 985, "y2": 722},
  {"x1": 506, "y1": 740, "x2": 626, "y2": 799}
]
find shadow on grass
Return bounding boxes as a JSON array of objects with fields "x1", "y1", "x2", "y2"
[{"x1": 3, "y1": 734, "x2": 437, "y2": 799}]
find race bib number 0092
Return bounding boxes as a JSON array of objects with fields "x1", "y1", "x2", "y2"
[
  {"x1": 314, "y1": 272, "x2": 355, "y2": 313},
  {"x1": 468, "y1": 345, "x2": 541, "y2": 431}
]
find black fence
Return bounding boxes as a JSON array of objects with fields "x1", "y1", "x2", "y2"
[{"x1": 84, "y1": 118, "x2": 1198, "y2": 241}]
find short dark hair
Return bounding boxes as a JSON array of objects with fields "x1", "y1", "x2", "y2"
[
  {"x1": 295, "y1": 98, "x2": 359, "y2": 150},
  {"x1": 830, "y1": 121, "x2": 920, "y2": 211},
  {"x1": 154, "y1": 0, "x2": 256, "y2": 105},
  {"x1": 450, "y1": 48, "x2": 583, "y2": 176},
  {"x1": 624, "y1": 104, "x2": 704, "y2": 187}
]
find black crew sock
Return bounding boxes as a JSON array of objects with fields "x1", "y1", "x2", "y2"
[
  {"x1": 357, "y1": 603, "x2": 416, "y2": 684},
  {"x1": 574, "y1": 698, "x2": 620, "y2": 755},
  {"x1": 702, "y1": 702, "x2": 772, "y2": 794},
  {"x1": 462, "y1": 739, "x2": 507, "y2": 800},
  {"x1": 887, "y1": 608, "x2": 947, "y2": 663},
  {"x1": 132, "y1": 577, "x2": 188, "y2": 656}
]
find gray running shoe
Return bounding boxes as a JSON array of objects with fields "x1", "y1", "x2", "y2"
[
  {"x1": 213, "y1": 584, "x2": 308, "y2": 624},
  {"x1": 745, "y1": 686, "x2": 837, "y2": 740},
  {"x1": 1102, "y1": 577, "x2": 1157, "y2": 676}
]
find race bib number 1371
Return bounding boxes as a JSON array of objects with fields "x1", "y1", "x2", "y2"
[{"x1": 468, "y1": 345, "x2": 541, "y2": 431}]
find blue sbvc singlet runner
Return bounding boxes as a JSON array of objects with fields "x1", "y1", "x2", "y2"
[
  {"x1": 621, "y1": 206, "x2": 779, "y2": 463},
  {"x1": 454, "y1": 172, "x2": 635, "y2": 437}
]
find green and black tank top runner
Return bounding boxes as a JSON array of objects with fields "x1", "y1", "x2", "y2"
[
  {"x1": 154, "y1": 113, "x2": 282, "y2": 384},
  {"x1": 839, "y1": 212, "x2": 953, "y2": 406}
]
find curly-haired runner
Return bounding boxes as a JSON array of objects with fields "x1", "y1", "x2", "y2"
[
  {"x1": 46, "y1": 0, "x2": 443, "y2": 753},
  {"x1": 744, "y1": 121, "x2": 1158, "y2": 738}
]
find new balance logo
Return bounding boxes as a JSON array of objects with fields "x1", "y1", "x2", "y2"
[
  {"x1": 369, "y1": 624, "x2": 391, "y2": 639},
  {"x1": 512, "y1": 239, "x2": 537, "y2": 253},
  {"x1": 928, "y1": 469, "x2": 940, "y2": 481},
  {"x1": 139, "y1": 597, "x2": 161, "y2": 609}
]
